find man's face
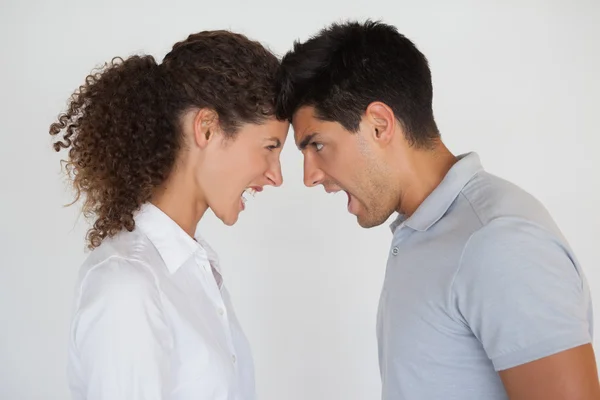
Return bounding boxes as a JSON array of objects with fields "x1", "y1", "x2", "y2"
[{"x1": 292, "y1": 106, "x2": 399, "y2": 228}]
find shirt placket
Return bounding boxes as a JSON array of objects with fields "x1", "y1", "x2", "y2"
[
  {"x1": 390, "y1": 223, "x2": 412, "y2": 257},
  {"x1": 193, "y1": 253, "x2": 239, "y2": 370}
]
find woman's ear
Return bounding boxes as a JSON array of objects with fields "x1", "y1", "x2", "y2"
[{"x1": 193, "y1": 108, "x2": 219, "y2": 149}]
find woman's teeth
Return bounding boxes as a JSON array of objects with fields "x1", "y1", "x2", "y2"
[{"x1": 241, "y1": 188, "x2": 256, "y2": 203}]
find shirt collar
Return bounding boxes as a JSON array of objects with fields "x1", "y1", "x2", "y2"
[
  {"x1": 134, "y1": 203, "x2": 218, "y2": 274},
  {"x1": 390, "y1": 152, "x2": 483, "y2": 233}
]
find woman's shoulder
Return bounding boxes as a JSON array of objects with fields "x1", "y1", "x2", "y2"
[{"x1": 75, "y1": 229, "x2": 164, "y2": 300}]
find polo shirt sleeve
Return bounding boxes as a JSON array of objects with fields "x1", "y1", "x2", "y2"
[{"x1": 451, "y1": 217, "x2": 592, "y2": 371}]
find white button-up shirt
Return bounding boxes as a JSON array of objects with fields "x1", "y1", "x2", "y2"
[{"x1": 67, "y1": 203, "x2": 255, "y2": 400}]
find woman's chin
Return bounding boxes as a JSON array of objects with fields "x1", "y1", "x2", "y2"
[
  {"x1": 222, "y1": 216, "x2": 238, "y2": 226},
  {"x1": 217, "y1": 209, "x2": 240, "y2": 226},
  {"x1": 211, "y1": 199, "x2": 243, "y2": 226}
]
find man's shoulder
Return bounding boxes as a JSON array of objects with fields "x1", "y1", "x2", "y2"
[{"x1": 459, "y1": 171, "x2": 558, "y2": 231}]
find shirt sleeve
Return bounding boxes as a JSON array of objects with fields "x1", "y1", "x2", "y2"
[
  {"x1": 452, "y1": 217, "x2": 592, "y2": 371},
  {"x1": 71, "y1": 257, "x2": 173, "y2": 400}
]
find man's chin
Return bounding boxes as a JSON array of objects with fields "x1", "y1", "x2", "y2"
[
  {"x1": 356, "y1": 210, "x2": 394, "y2": 229},
  {"x1": 357, "y1": 217, "x2": 379, "y2": 229}
]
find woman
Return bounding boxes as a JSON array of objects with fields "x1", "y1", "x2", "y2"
[{"x1": 49, "y1": 30, "x2": 289, "y2": 400}]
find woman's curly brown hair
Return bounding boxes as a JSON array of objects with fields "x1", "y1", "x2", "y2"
[{"x1": 49, "y1": 31, "x2": 280, "y2": 249}]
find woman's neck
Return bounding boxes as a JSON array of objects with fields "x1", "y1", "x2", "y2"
[{"x1": 151, "y1": 170, "x2": 208, "y2": 238}]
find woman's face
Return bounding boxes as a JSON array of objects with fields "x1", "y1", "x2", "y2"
[{"x1": 197, "y1": 117, "x2": 290, "y2": 225}]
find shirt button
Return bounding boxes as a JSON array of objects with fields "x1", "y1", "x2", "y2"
[
  {"x1": 232, "y1": 355, "x2": 237, "y2": 364},
  {"x1": 217, "y1": 308, "x2": 225, "y2": 316},
  {"x1": 392, "y1": 247, "x2": 399, "y2": 256}
]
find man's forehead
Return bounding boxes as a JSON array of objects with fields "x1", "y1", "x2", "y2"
[
  {"x1": 293, "y1": 125, "x2": 313, "y2": 145},
  {"x1": 292, "y1": 106, "x2": 319, "y2": 144}
]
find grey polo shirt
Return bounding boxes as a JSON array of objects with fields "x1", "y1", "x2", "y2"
[{"x1": 377, "y1": 152, "x2": 593, "y2": 400}]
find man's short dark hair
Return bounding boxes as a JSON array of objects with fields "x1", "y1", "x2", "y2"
[{"x1": 276, "y1": 20, "x2": 440, "y2": 147}]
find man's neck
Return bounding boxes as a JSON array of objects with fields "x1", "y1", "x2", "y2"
[{"x1": 396, "y1": 142, "x2": 457, "y2": 217}]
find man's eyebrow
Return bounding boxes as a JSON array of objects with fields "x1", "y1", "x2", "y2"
[{"x1": 298, "y1": 133, "x2": 318, "y2": 150}]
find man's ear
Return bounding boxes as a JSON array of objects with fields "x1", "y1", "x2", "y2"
[{"x1": 365, "y1": 101, "x2": 397, "y2": 147}]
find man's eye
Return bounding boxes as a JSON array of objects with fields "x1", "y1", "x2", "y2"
[{"x1": 312, "y1": 143, "x2": 324, "y2": 152}]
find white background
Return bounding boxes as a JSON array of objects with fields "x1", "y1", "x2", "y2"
[{"x1": 1, "y1": 0, "x2": 598, "y2": 399}]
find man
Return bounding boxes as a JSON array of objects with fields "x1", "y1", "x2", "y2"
[{"x1": 276, "y1": 20, "x2": 599, "y2": 399}]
